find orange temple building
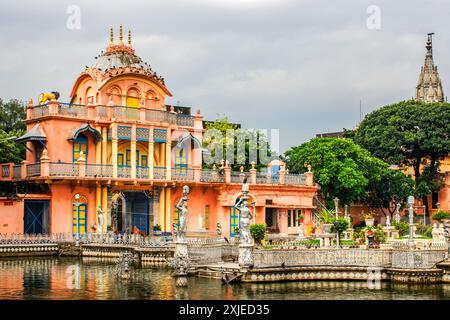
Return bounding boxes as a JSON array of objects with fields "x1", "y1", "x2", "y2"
[{"x1": 0, "y1": 26, "x2": 318, "y2": 239}]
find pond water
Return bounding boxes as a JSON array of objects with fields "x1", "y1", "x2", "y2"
[{"x1": 0, "y1": 257, "x2": 449, "y2": 300}]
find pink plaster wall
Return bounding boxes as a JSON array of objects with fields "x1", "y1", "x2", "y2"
[{"x1": 0, "y1": 199, "x2": 23, "y2": 234}]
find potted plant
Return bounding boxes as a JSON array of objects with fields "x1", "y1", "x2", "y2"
[
  {"x1": 363, "y1": 212, "x2": 375, "y2": 227},
  {"x1": 298, "y1": 214, "x2": 304, "y2": 224},
  {"x1": 432, "y1": 209, "x2": 450, "y2": 222},
  {"x1": 319, "y1": 208, "x2": 335, "y2": 233},
  {"x1": 153, "y1": 224, "x2": 162, "y2": 236}
]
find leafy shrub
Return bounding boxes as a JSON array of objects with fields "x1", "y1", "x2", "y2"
[
  {"x1": 391, "y1": 221, "x2": 408, "y2": 236},
  {"x1": 318, "y1": 208, "x2": 335, "y2": 224},
  {"x1": 373, "y1": 225, "x2": 386, "y2": 244},
  {"x1": 432, "y1": 210, "x2": 450, "y2": 221},
  {"x1": 153, "y1": 224, "x2": 161, "y2": 231},
  {"x1": 250, "y1": 224, "x2": 266, "y2": 245},
  {"x1": 415, "y1": 223, "x2": 432, "y2": 238},
  {"x1": 331, "y1": 217, "x2": 349, "y2": 235}
]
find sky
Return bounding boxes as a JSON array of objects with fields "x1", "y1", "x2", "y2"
[{"x1": 0, "y1": 0, "x2": 449, "y2": 152}]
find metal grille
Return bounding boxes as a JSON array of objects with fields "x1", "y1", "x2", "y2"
[
  {"x1": 117, "y1": 126, "x2": 132, "y2": 140},
  {"x1": 153, "y1": 129, "x2": 167, "y2": 142},
  {"x1": 49, "y1": 162, "x2": 78, "y2": 176},
  {"x1": 26, "y1": 163, "x2": 41, "y2": 177},
  {"x1": 136, "y1": 127, "x2": 149, "y2": 141},
  {"x1": 86, "y1": 164, "x2": 113, "y2": 178},
  {"x1": 176, "y1": 114, "x2": 194, "y2": 127}
]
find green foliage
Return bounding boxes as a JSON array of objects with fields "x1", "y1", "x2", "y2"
[
  {"x1": 331, "y1": 217, "x2": 349, "y2": 235},
  {"x1": 432, "y1": 210, "x2": 450, "y2": 221},
  {"x1": 353, "y1": 227, "x2": 365, "y2": 240},
  {"x1": 250, "y1": 224, "x2": 266, "y2": 245},
  {"x1": 153, "y1": 224, "x2": 162, "y2": 231},
  {"x1": 0, "y1": 98, "x2": 26, "y2": 132},
  {"x1": 353, "y1": 100, "x2": 450, "y2": 199},
  {"x1": 203, "y1": 117, "x2": 272, "y2": 171},
  {"x1": 415, "y1": 223, "x2": 432, "y2": 238},
  {"x1": 373, "y1": 225, "x2": 387, "y2": 244},
  {"x1": 318, "y1": 208, "x2": 335, "y2": 224},
  {"x1": 391, "y1": 220, "x2": 409, "y2": 236},
  {"x1": 284, "y1": 137, "x2": 386, "y2": 205},
  {"x1": 0, "y1": 129, "x2": 25, "y2": 163},
  {"x1": 366, "y1": 167, "x2": 414, "y2": 216}
]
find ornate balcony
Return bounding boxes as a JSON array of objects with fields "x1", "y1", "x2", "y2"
[
  {"x1": 28, "y1": 102, "x2": 195, "y2": 127},
  {"x1": 0, "y1": 161, "x2": 310, "y2": 187}
]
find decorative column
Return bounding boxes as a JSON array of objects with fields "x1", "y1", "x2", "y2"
[
  {"x1": 111, "y1": 124, "x2": 118, "y2": 179},
  {"x1": 101, "y1": 186, "x2": 108, "y2": 233},
  {"x1": 96, "y1": 126, "x2": 102, "y2": 165},
  {"x1": 158, "y1": 187, "x2": 165, "y2": 231},
  {"x1": 165, "y1": 187, "x2": 171, "y2": 232},
  {"x1": 101, "y1": 127, "x2": 107, "y2": 165},
  {"x1": 131, "y1": 125, "x2": 137, "y2": 179},
  {"x1": 77, "y1": 152, "x2": 86, "y2": 177},
  {"x1": 21, "y1": 160, "x2": 29, "y2": 179},
  {"x1": 165, "y1": 130, "x2": 172, "y2": 180},
  {"x1": 40, "y1": 149, "x2": 50, "y2": 177},
  {"x1": 407, "y1": 195, "x2": 415, "y2": 249},
  {"x1": 235, "y1": 178, "x2": 254, "y2": 267},
  {"x1": 148, "y1": 126, "x2": 154, "y2": 180},
  {"x1": 279, "y1": 162, "x2": 286, "y2": 184},
  {"x1": 26, "y1": 99, "x2": 33, "y2": 120},
  {"x1": 193, "y1": 110, "x2": 203, "y2": 168},
  {"x1": 250, "y1": 161, "x2": 256, "y2": 184},
  {"x1": 224, "y1": 160, "x2": 231, "y2": 183}
]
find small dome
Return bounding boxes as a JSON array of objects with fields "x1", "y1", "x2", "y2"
[{"x1": 92, "y1": 51, "x2": 152, "y2": 73}]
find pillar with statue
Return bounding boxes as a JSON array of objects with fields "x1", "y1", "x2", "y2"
[{"x1": 234, "y1": 177, "x2": 254, "y2": 267}]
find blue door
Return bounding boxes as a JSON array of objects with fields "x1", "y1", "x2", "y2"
[
  {"x1": 24, "y1": 200, "x2": 50, "y2": 234},
  {"x1": 124, "y1": 192, "x2": 149, "y2": 235},
  {"x1": 230, "y1": 207, "x2": 240, "y2": 237}
]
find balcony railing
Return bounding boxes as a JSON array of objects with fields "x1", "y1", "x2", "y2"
[
  {"x1": 118, "y1": 166, "x2": 131, "y2": 178},
  {"x1": 13, "y1": 165, "x2": 21, "y2": 179},
  {"x1": 200, "y1": 169, "x2": 225, "y2": 183},
  {"x1": 172, "y1": 167, "x2": 194, "y2": 181},
  {"x1": 29, "y1": 102, "x2": 195, "y2": 127},
  {"x1": 26, "y1": 163, "x2": 41, "y2": 177},
  {"x1": 49, "y1": 162, "x2": 79, "y2": 177},
  {"x1": 86, "y1": 164, "x2": 113, "y2": 178},
  {"x1": 136, "y1": 167, "x2": 149, "y2": 179},
  {"x1": 58, "y1": 103, "x2": 87, "y2": 117},
  {"x1": 285, "y1": 173, "x2": 307, "y2": 185},
  {"x1": 153, "y1": 167, "x2": 166, "y2": 180},
  {"x1": 230, "y1": 172, "x2": 244, "y2": 183},
  {"x1": 112, "y1": 106, "x2": 139, "y2": 120}
]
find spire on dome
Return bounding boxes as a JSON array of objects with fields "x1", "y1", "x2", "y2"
[
  {"x1": 110, "y1": 27, "x2": 114, "y2": 45},
  {"x1": 415, "y1": 33, "x2": 445, "y2": 103},
  {"x1": 119, "y1": 24, "x2": 123, "y2": 44},
  {"x1": 128, "y1": 30, "x2": 132, "y2": 47}
]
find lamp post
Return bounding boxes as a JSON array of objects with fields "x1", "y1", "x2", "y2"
[
  {"x1": 407, "y1": 195, "x2": 415, "y2": 249},
  {"x1": 334, "y1": 197, "x2": 339, "y2": 248},
  {"x1": 422, "y1": 205, "x2": 427, "y2": 225},
  {"x1": 74, "y1": 193, "x2": 80, "y2": 246}
]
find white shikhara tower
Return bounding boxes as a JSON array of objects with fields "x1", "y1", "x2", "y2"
[{"x1": 415, "y1": 33, "x2": 446, "y2": 103}]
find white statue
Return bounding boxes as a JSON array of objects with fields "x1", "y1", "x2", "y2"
[
  {"x1": 395, "y1": 203, "x2": 401, "y2": 222},
  {"x1": 298, "y1": 222, "x2": 304, "y2": 240},
  {"x1": 97, "y1": 205, "x2": 104, "y2": 233},
  {"x1": 234, "y1": 178, "x2": 253, "y2": 244},
  {"x1": 176, "y1": 185, "x2": 190, "y2": 241},
  {"x1": 386, "y1": 214, "x2": 391, "y2": 227}
]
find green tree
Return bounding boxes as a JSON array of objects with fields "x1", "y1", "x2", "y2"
[
  {"x1": 284, "y1": 137, "x2": 386, "y2": 207},
  {"x1": 367, "y1": 167, "x2": 415, "y2": 219},
  {"x1": 0, "y1": 98, "x2": 26, "y2": 132},
  {"x1": 0, "y1": 129, "x2": 25, "y2": 163},
  {"x1": 353, "y1": 100, "x2": 450, "y2": 210},
  {"x1": 203, "y1": 117, "x2": 273, "y2": 171}
]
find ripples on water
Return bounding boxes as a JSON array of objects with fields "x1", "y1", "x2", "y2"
[{"x1": 0, "y1": 257, "x2": 449, "y2": 300}]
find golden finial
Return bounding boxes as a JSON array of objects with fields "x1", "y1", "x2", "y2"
[
  {"x1": 119, "y1": 24, "x2": 123, "y2": 44},
  {"x1": 128, "y1": 30, "x2": 132, "y2": 46},
  {"x1": 110, "y1": 27, "x2": 114, "y2": 45}
]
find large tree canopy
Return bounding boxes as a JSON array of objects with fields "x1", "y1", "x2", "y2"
[
  {"x1": 284, "y1": 137, "x2": 387, "y2": 207},
  {"x1": 0, "y1": 98, "x2": 26, "y2": 132},
  {"x1": 203, "y1": 117, "x2": 273, "y2": 171},
  {"x1": 353, "y1": 100, "x2": 450, "y2": 204}
]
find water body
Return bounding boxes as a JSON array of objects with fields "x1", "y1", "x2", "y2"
[{"x1": 0, "y1": 257, "x2": 449, "y2": 300}]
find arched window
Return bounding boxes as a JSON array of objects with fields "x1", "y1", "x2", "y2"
[
  {"x1": 86, "y1": 87, "x2": 94, "y2": 104},
  {"x1": 73, "y1": 133, "x2": 88, "y2": 163},
  {"x1": 126, "y1": 88, "x2": 141, "y2": 108}
]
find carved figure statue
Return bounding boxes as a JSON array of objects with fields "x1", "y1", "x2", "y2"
[
  {"x1": 38, "y1": 91, "x2": 60, "y2": 105},
  {"x1": 97, "y1": 205, "x2": 105, "y2": 233},
  {"x1": 175, "y1": 185, "x2": 190, "y2": 241},
  {"x1": 234, "y1": 178, "x2": 253, "y2": 244}
]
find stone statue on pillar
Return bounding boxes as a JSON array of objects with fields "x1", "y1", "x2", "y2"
[
  {"x1": 176, "y1": 185, "x2": 189, "y2": 241},
  {"x1": 236, "y1": 177, "x2": 254, "y2": 267},
  {"x1": 97, "y1": 205, "x2": 105, "y2": 234}
]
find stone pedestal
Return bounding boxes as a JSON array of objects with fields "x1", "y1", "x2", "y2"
[
  {"x1": 342, "y1": 228, "x2": 354, "y2": 240},
  {"x1": 383, "y1": 226, "x2": 398, "y2": 239},
  {"x1": 175, "y1": 274, "x2": 188, "y2": 287},
  {"x1": 238, "y1": 243, "x2": 254, "y2": 267},
  {"x1": 172, "y1": 240, "x2": 189, "y2": 287},
  {"x1": 318, "y1": 234, "x2": 335, "y2": 247}
]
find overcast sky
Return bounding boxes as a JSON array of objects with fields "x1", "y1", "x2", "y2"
[{"x1": 0, "y1": 0, "x2": 448, "y2": 152}]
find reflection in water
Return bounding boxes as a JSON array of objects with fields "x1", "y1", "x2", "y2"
[{"x1": 0, "y1": 257, "x2": 449, "y2": 300}]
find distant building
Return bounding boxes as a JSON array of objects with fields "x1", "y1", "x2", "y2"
[
  {"x1": 415, "y1": 33, "x2": 446, "y2": 103},
  {"x1": 315, "y1": 131, "x2": 344, "y2": 139}
]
